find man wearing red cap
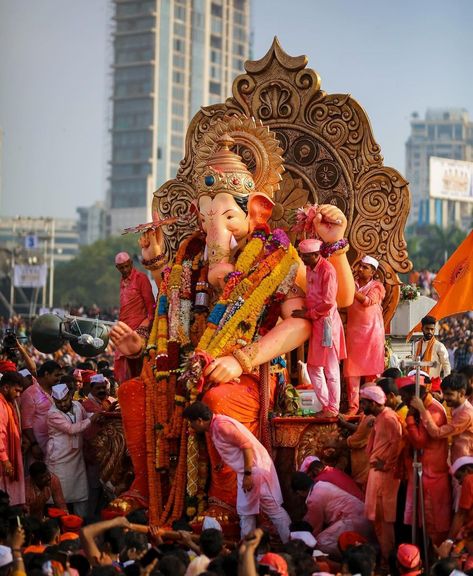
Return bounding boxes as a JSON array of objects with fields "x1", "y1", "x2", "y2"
[
  {"x1": 397, "y1": 543, "x2": 422, "y2": 576},
  {"x1": 360, "y1": 385, "x2": 402, "y2": 568},
  {"x1": 293, "y1": 239, "x2": 346, "y2": 417},
  {"x1": 114, "y1": 251, "x2": 155, "y2": 383},
  {"x1": 399, "y1": 375, "x2": 451, "y2": 545},
  {"x1": 343, "y1": 255, "x2": 386, "y2": 415}
]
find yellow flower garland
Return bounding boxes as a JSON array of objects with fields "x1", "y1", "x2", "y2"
[{"x1": 207, "y1": 245, "x2": 298, "y2": 358}]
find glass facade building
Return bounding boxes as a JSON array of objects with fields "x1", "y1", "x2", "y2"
[{"x1": 108, "y1": 0, "x2": 251, "y2": 235}]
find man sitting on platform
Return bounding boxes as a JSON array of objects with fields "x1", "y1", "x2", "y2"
[{"x1": 184, "y1": 401, "x2": 291, "y2": 542}]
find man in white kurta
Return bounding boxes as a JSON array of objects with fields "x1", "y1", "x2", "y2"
[
  {"x1": 184, "y1": 401, "x2": 290, "y2": 542},
  {"x1": 46, "y1": 384, "x2": 94, "y2": 518}
]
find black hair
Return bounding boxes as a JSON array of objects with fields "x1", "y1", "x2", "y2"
[
  {"x1": 430, "y1": 558, "x2": 458, "y2": 576},
  {"x1": 183, "y1": 401, "x2": 213, "y2": 422},
  {"x1": 29, "y1": 461, "x2": 48, "y2": 477},
  {"x1": 199, "y1": 528, "x2": 223, "y2": 558},
  {"x1": 377, "y1": 377, "x2": 399, "y2": 396},
  {"x1": 290, "y1": 472, "x2": 313, "y2": 492},
  {"x1": 38, "y1": 361, "x2": 61, "y2": 377},
  {"x1": 0, "y1": 371, "x2": 24, "y2": 387},
  {"x1": 123, "y1": 530, "x2": 148, "y2": 553},
  {"x1": 103, "y1": 526, "x2": 126, "y2": 555},
  {"x1": 158, "y1": 555, "x2": 186, "y2": 576},
  {"x1": 441, "y1": 372, "x2": 468, "y2": 392},
  {"x1": 382, "y1": 367, "x2": 402, "y2": 379},
  {"x1": 38, "y1": 519, "x2": 60, "y2": 545},
  {"x1": 421, "y1": 315, "x2": 436, "y2": 326},
  {"x1": 208, "y1": 552, "x2": 239, "y2": 576},
  {"x1": 126, "y1": 508, "x2": 148, "y2": 526},
  {"x1": 69, "y1": 553, "x2": 91, "y2": 576},
  {"x1": 343, "y1": 544, "x2": 377, "y2": 576}
]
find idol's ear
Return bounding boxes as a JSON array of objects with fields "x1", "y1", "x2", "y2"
[{"x1": 248, "y1": 193, "x2": 275, "y2": 233}]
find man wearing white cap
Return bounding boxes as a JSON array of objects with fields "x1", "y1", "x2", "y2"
[
  {"x1": 293, "y1": 239, "x2": 346, "y2": 417},
  {"x1": 344, "y1": 256, "x2": 386, "y2": 415},
  {"x1": 82, "y1": 373, "x2": 115, "y2": 414},
  {"x1": 449, "y1": 456, "x2": 473, "y2": 539},
  {"x1": 360, "y1": 385, "x2": 402, "y2": 569},
  {"x1": 46, "y1": 383, "x2": 98, "y2": 517},
  {"x1": 114, "y1": 251, "x2": 155, "y2": 383}
]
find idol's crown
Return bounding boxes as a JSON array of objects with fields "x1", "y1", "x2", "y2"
[{"x1": 194, "y1": 134, "x2": 256, "y2": 199}]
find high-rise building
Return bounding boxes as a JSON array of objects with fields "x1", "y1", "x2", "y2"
[
  {"x1": 107, "y1": 0, "x2": 251, "y2": 235},
  {"x1": 405, "y1": 108, "x2": 473, "y2": 229},
  {"x1": 77, "y1": 202, "x2": 106, "y2": 245}
]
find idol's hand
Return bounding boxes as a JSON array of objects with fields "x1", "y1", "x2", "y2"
[
  {"x1": 313, "y1": 204, "x2": 347, "y2": 243},
  {"x1": 110, "y1": 321, "x2": 143, "y2": 357},
  {"x1": 204, "y1": 356, "x2": 243, "y2": 384},
  {"x1": 139, "y1": 228, "x2": 163, "y2": 262}
]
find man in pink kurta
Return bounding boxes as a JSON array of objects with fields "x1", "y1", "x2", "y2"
[
  {"x1": 399, "y1": 377, "x2": 451, "y2": 545},
  {"x1": 360, "y1": 385, "x2": 402, "y2": 568},
  {"x1": 114, "y1": 252, "x2": 155, "y2": 383},
  {"x1": 184, "y1": 401, "x2": 291, "y2": 542},
  {"x1": 411, "y1": 373, "x2": 473, "y2": 465},
  {"x1": 20, "y1": 361, "x2": 62, "y2": 459},
  {"x1": 291, "y1": 473, "x2": 372, "y2": 558},
  {"x1": 344, "y1": 256, "x2": 386, "y2": 414},
  {"x1": 0, "y1": 372, "x2": 25, "y2": 505},
  {"x1": 293, "y1": 239, "x2": 346, "y2": 417}
]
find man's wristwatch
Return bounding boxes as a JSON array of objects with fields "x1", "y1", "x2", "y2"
[{"x1": 244, "y1": 469, "x2": 252, "y2": 476}]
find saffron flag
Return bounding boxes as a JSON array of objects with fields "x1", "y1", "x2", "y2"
[{"x1": 407, "y1": 230, "x2": 473, "y2": 340}]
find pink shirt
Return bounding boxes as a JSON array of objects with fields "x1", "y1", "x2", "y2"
[
  {"x1": 305, "y1": 481, "x2": 366, "y2": 534},
  {"x1": 420, "y1": 399, "x2": 473, "y2": 463},
  {"x1": 305, "y1": 257, "x2": 346, "y2": 367},
  {"x1": 316, "y1": 466, "x2": 364, "y2": 501},
  {"x1": 344, "y1": 280, "x2": 385, "y2": 377},
  {"x1": 209, "y1": 414, "x2": 283, "y2": 515},
  {"x1": 20, "y1": 381, "x2": 53, "y2": 453}
]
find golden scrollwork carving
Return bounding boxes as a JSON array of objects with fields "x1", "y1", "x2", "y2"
[
  {"x1": 152, "y1": 36, "x2": 411, "y2": 322},
  {"x1": 89, "y1": 415, "x2": 133, "y2": 494}
]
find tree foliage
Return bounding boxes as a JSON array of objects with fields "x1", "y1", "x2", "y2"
[
  {"x1": 54, "y1": 235, "x2": 143, "y2": 308},
  {"x1": 406, "y1": 224, "x2": 467, "y2": 271}
]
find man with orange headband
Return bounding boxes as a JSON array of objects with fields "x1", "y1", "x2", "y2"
[{"x1": 114, "y1": 252, "x2": 155, "y2": 383}]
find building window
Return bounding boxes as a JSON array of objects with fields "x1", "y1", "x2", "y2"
[
  {"x1": 210, "y1": 34, "x2": 222, "y2": 49},
  {"x1": 234, "y1": 0, "x2": 245, "y2": 10},
  {"x1": 209, "y1": 81, "x2": 221, "y2": 95}
]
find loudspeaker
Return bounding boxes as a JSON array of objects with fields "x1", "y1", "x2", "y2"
[{"x1": 31, "y1": 314, "x2": 111, "y2": 357}]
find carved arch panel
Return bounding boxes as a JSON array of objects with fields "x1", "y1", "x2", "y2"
[{"x1": 152, "y1": 38, "x2": 411, "y2": 324}]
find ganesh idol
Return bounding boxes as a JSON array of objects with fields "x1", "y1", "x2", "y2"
[{"x1": 110, "y1": 115, "x2": 355, "y2": 525}]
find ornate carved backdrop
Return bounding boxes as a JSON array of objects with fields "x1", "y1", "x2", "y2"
[{"x1": 153, "y1": 38, "x2": 411, "y2": 324}]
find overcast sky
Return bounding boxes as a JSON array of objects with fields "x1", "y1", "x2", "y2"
[{"x1": 1, "y1": 0, "x2": 472, "y2": 219}]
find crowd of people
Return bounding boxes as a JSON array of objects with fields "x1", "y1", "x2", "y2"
[
  {"x1": 0, "y1": 249, "x2": 472, "y2": 576},
  {"x1": 0, "y1": 318, "x2": 472, "y2": 576}
]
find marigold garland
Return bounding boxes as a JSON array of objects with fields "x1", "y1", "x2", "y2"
[{"x1": 141, "y1": 227, "x2": 301, "y2": 523}]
